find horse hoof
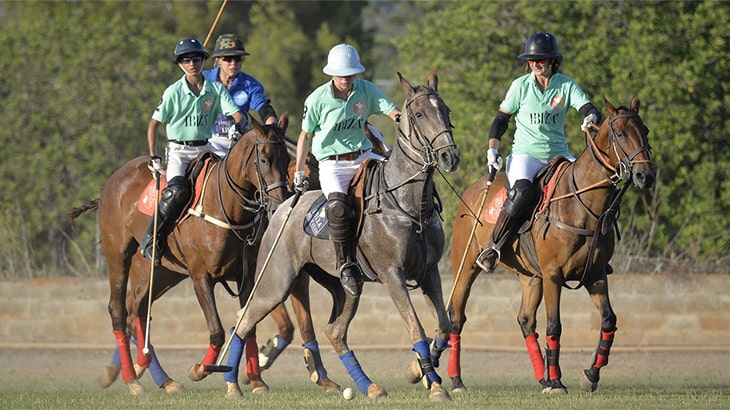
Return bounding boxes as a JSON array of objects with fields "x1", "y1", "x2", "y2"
[
  {"x1": 127, "y1": 379, "x2": 145, "y2": 395},
  {"x1": 541, "y1": 379, "x2": 568, "y2": 395},
  {"x1": 98, "y1": 365, "x2": 120, "y2": 388},
  {"x1": 579, "y1": 372, "x2": 598, "y2": 392},
  {"x1": 133, "y1": 363, "x2": 146, "y2": 378},
  {"x1": 225, "y1": 382, "x2": 244, "y2": 400},
  {"x1": 405, "y1": 359, "x2": 422, "y2": 384},
  {"x1": 187, "y1": 363, "x2": 208, "y2": 382},
  {"x1": 366, "y1": 383, "x2": 388, "y2": 399},
  {"x1": 251, "y1": 381, "x2": 270, "y2": 394},
  {"x1": 318, "y1": 377, "x2": 341, "y2": 393},
  {"x1": 162, "y1": 379, "x2": 184, "y2": 393},
  {"x1": 429, "y1": 381, "x2": 451, "y2": 401},
  {"x1": 450, "y1": 376, "x2": 466, "y2": 393}
]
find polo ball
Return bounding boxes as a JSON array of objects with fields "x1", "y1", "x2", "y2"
[{"x1": 342, "y1": 387, "x2": 355, "y2": 400}]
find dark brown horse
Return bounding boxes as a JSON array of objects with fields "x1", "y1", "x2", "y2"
[
  {"x1": 446, "y1": 97, "x2": 655, "y2": 394},
  {"x1": 223, "y1": 71, "x2": 460, "y2": 401},
  {"x1": 71, "y1": 115, "x2": 297, "y2": 395}
]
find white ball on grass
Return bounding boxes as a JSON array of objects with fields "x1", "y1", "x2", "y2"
[{"x1": 342, "y1": 387, "x2": 355, "y2": 400}]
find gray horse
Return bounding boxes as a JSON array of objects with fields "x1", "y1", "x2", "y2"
[{"x1": 227, "y1": 71, "x2": 460, "y2": 401}]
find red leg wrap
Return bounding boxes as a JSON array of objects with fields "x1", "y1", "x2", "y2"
[
  {"x1": 525, "y1": 333, "x2": 544, "y2": 381},
  {"x1": 114, "y1": 330, "x2": 136, "y2": 382},
  {"x1": 593, "y1": 328, "x2": 616, "y2": 369},
  {"x1": 245, "y1": 336, "x2": 261, "y2": 378},
  {"x1": 201, "y1": 343, "x2": 221, "y2": 366},
  {"x1": 447, "y1": 333, "x2": 461, "y2": 378},
  {"x1": 135, "y1": 317, "x2": 151, "y2": 368},
  {"x1": 545, "y1": 335, "x2": 561, "y2": 380}
]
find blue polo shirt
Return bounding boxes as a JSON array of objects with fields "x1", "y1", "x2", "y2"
[{"x1": 203, "y1": 68, "x2": 270, "y2": 133}]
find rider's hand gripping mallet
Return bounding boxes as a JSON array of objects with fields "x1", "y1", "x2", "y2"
[{"x1": 204, "y1": 190, "x2": 303, "y2": 372}]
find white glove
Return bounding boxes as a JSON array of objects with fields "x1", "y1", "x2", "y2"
[
  {"x1": 228, "y1": 123, "x2": 243, "y2": 140},
  {"x1": 581, "y1": 113, "x2": 598, "y2": 132},
  {"x1": 148, "y1": 156, "x2": 164, "y2": 175},
  {"x1": 487, "y1": 148, "x2": 503, "y2": 173},
  {"x1": 293, "y1": 170, "x2": 309, "y2": 192}
]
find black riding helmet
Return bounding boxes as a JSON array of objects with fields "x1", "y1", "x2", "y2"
[
  {"x1": 172, "y1": 38, "x2": 210, "y2": 63},
  {"x1": 518, "y1": 32, "x2": 562, "y2": 60}
]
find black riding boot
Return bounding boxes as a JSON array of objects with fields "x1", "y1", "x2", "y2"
[
  {"x1": 326, "y1": 192, "x2": 363, "y2": 297},
  {"x1": 140, "y1": 211, "x2": 170, "y2": 266},
  {"x1": 139, "y1": 177, "x2": 190, "y2": 266},
  {"x1": 475, "y1": 210, "x2": 517, "y2": 273}
]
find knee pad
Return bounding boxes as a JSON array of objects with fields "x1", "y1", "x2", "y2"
[
  {"x1": 159, "y1": 176, "x2": 190, "y2": 219},
  {"x1": 502, "y1": 179, "x2": 534, "y2": 218},
  {"x1": 326, "y1": 192, "x2": 353, "y2": 242}
]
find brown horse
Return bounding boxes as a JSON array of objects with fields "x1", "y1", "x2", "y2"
[
  {"x1": 71, "y1": 115, "x2": 298, "y2": 395},
  {"x1": 446, "y1": 97, "x2": 655, "y2": 394}
]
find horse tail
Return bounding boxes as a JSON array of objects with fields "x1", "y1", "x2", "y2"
[{"x1": 68, "y1": 198, "x2": 100, "y2": 221}]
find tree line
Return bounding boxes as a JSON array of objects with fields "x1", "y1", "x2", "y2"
[{"x1": 0, "y1": 0, "x2": 726, "y2": 277}]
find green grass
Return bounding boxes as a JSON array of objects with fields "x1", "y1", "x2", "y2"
[{"x1": 1, "y1": 372, "x2": 728, "y2": 409}]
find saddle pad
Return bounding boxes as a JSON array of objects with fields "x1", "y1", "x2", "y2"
[
  {"x1": 137, "y1": 159, "x2": 212, "y2": 217},
  {"x1": 303, "y1": 193, "x2": 330, "y2": 239},
  {"x1": 485, "y1": 187, "x2": 507, "y2": 225}
]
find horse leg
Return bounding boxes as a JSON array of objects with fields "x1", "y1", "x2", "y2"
[
  {"x1": 580, "y1": 274, "x2": 617, "y2": 392},
  {"x1": 187, "y1": 275, "x2": 225, "y2": 382},
  {"x1": 516, "y1": 274, "x2": 548, "y2": 389},
  {"x1": 541, "y1": 273, "x2": 567, "y2": 394},
  {"x1": 257, "y1": 303, "x2": 293, "y2": 370},
  {"x1": 445, "y1": 265, "x2": 480, "y2": 393},
  {"x1": 289, "y1": 273, "x2": 340, "y2": 392},
  {"x1": 404, "y1": 267, "x2": 451, "y2": 401}
]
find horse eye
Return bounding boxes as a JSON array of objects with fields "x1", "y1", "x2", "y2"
[
  {"x1": 415, "y1": 112, "x2": 423, "y2": 118},
  {"x1": 260, "y1": 158, "x2": 269, "y2": 166}
]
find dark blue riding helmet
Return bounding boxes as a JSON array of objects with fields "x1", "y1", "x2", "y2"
[
  {"x1": 518, "y1": 32, "x2": 561, "y2": 60},
  {"x1": 172, "y1": 37, "x2": 210, "y2": 63}
]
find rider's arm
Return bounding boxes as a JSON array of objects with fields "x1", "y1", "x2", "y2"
[
  {"x1": 488, "y1": 109, "x2": 512, "y2": 150},
  {"x1": 296, "y1": 130, "x2": 313, "y2": 172}
]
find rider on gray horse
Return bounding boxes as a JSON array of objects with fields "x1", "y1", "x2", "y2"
[{"x1": 293, "y1": 44, "x2": 401, "y2": 296}]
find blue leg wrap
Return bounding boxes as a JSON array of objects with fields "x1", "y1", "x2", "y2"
[
  {"x1": 275, "y1": 335, "x2": 290, "y2": 350},
  {"x1": 131, "y1": 338, "x2": 169, "y2": 387},
  {"x1": 414, "y1": 340, "x2": 441, "y2": 385},
  {"x1": 111, "y1": 346, "x2": 121, "y2": 367},
  {"x1": 302, "y1": 340, "x2": 328, "y2": 380},
  {"x1": 340, "y1": 350, "x2": 372, "y2": 394},
  {"x1": 430, "y1": 336, "x2": 450, "y2": 367},
  {"x1": 224, "y1": 327, "x2": 244, "y2": 383}
]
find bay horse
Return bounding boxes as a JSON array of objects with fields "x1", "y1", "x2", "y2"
[
  {"x1": 223, "y1": 71, "x2": 460, "y2": 401},
  {"x1": 446, "y1": 96, "x2": 655, "y2": 394},
  {"x1": 70, "y1": 115, "x2": 313, "y2": 395}
]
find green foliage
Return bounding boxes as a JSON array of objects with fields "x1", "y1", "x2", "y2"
[{"x1": 397, "y1": 0, "x2": 730, "y2": 266}]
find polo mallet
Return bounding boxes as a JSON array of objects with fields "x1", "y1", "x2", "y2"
[
  {"x1": 143, "y1": 170, "x2": 161, "y2": 355},
  {"x1": 205, "y1": 190, "x2": 303, "y2": 372},
  {"x1": 203, "y1": 0, "x2": 229, "y2": 47},
  {"x1": 446, "y1": 167, "x2": 497, "y2": 310}
]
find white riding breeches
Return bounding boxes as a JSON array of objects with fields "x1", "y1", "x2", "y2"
[
  {"x1": 505, "y1": 154, "x2": 575, "y2": 187},
  {"x1": 165, "y1": 141, "x2": 213, "y2": 182},
  {"x1": 318, "y1": 150, "x2": 384, "y2": 198}
]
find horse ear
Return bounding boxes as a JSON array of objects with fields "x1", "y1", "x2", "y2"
[
  {"x1": 249, "y1": 114, "x2": 263, "y2": 131},
  {"x1": 630, "y1": 95, "x2": 640, "y2": 113},
  {"x1": 279, "y1": 112, "x2": 289, "y2": 132},
  {"x1": 398, "y1": 72, "x2": 416, "y2": 97},
  {"x1": 428, "y1": 70, "x2": 438, "y2": 92},
  {"x1": 603, "y1": 96, "x2": 616, "y2": 116}
]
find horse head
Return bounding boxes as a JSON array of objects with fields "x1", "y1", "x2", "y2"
[
  {"x1": 591, "y1": 96, "x2": 655, "y2": 190},
  {"x1": 226, "y1": 113, "x2": 292, "y2": 215},
  {"x1": 397, "y1": 70, "x2": 460, "y2": 173}
]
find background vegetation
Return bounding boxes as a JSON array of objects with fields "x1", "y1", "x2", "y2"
[{"x1": 0, "y1": 0, "x2": 727, "y2": 277}]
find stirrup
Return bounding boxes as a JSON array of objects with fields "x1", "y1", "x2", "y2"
[
  {"x1": 140, "y1": 237, "x2": 162, "y2": 266},
  {"x1": 475, "y1": 247, "x2": 499, "y2": 273}
]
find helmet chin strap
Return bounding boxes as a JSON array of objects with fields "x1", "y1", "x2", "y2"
[{"x1": 179, "y1": 64, "x2": 194, "y2": 76}]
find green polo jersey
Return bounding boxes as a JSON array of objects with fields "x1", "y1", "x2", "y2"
[
  {"x1": 302, "y1": 78, "x2": 397, "y2": 162},
  {"x1": 501, "y1": 72, "x2": 591, "y2": 160},
  {"x1": 152, "y1": 75, "x2": 239, "y2": 142}
]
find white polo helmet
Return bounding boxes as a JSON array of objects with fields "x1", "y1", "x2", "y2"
[{"x1": 322, "y1": 44, "x2": 365, "y2": 76}]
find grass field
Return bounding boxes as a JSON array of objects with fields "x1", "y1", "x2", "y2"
[{"x1": 1, "y1": 347, "x2": 728, "y2": 409}]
